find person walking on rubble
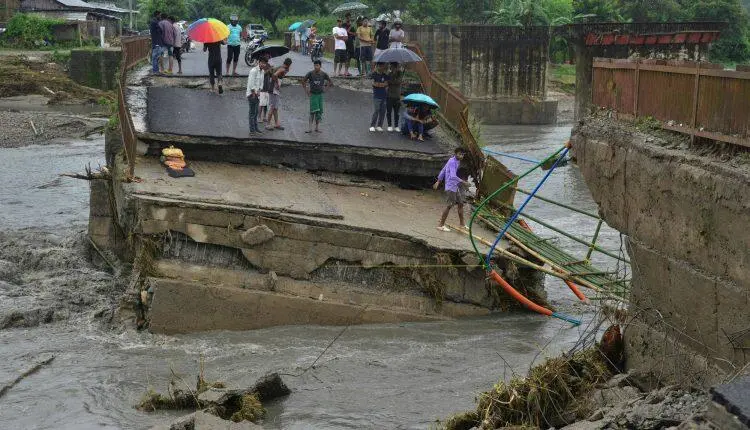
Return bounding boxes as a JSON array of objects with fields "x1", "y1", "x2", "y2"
[{"x1": 434, "y1": 147, "x2": 470, "y2": 232}]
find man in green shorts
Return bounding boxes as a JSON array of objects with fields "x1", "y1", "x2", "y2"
[{"x1": 301, "y1": 60, "x2": 333, "y2": 133}]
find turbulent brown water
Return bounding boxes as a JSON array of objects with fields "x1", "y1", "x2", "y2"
[{"x1": 0, "y1": 126, "x2": 625, "y2": 429}]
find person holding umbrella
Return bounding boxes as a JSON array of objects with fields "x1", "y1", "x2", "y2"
[
  {"x1": 188, "y1": 18, "x2": 231, "y2": 93},
  {"x1": 386, "y1": 62, "x2": 402, "y2": 131}
]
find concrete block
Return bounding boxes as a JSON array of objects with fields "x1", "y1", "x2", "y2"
[
  {"x1": 469, "y1": 98, "x2": 558, "y2": 125},
  {"x1": 148, "y1": 278, "x2": 438, "y2": 334},
  {"x1": 241, "y1": 225, "x2": 275, "y2": 246},
  {"x1": 145, "y1": 205, "x2": 245, "y2": 229},
  {"x1": 89, "y1": 179, "x2": 112, "y2": 217},
  {"x1": 89, "y1": 216, "x2": 114, "y2": 237},
  {"x1": 69, "y1": 48, "x2": 121, "y2": 91}
]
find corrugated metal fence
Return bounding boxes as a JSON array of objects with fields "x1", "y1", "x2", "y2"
[
  {"x1": 119, "y1": 36, "x2": 150, "y2": 176},
  {"x1": 593, "y1": 59, "x2": 750, "y2": 147}
]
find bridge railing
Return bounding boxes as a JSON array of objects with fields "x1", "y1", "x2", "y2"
[
  {"x1": 119, "y1": 36, "x2": 150, "y2": 176},
  {"x1": 592, "y1": 59, "x2": 750, "y2": 148},
  {"x1": 406, "y1": 44, "x2": 489, "y2": 173}
]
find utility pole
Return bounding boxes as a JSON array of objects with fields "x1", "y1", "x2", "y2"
[{"x1": 128, "y1": 0, "x2": 133, "y2": 31}]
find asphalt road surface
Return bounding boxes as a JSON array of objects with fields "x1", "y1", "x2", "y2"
[
  {"x1": 147, "y1": 86, "x2": 446, "y2": 154},
  {"x1": 173, "y1": 42, "x2": 360, "y2": 78}
]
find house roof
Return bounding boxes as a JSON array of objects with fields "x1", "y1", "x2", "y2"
[
  {"x1": 29, "y1": 9, "x2": 121, "y2": 20},
  {"x1": 87, "y1": 2, "x2": 137, "y2": 13}
]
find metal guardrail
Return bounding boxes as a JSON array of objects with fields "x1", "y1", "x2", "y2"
[
  {"x1": 405, "y1": 43, "x2": 494, "y2": 192},
  {"x1": 593, "y1": 59, "x2": 750, "y2": 148},
  {"x1": 119, "y1": 36, "x2": 150, "y2": 176}
]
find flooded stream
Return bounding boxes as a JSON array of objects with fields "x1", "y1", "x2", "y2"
[{"x1": 0, "y1": 126, "x2": 624, "y2": 429}]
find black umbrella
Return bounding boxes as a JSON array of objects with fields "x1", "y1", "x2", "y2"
[
  {"x1": 373, "y1": 48, "x2": 422, "y2": 63},
  {"x1": 251, "y1": 45, "x2": 290, "y2": 60}
]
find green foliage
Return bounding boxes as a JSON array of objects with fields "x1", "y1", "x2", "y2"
[
  {"x1": 142, "y1": 0, "x2": 187, "y2": 19},
  {"x1": 617, "y1": 0, "x2": 688, "y2": 22},
  {"x1": 573, "y1": 0, "x2": 626, "y2": 22},
  {"x1": 50, "y1": 49, "x2": 71, "y2": 65},
  {"x1": 691, "y1": 0, "x2": 750, "y2": 63},
  {"x1": 245, "y1": 0, "x2": 318, "y2": 35},
  {"x1": 3, "y1": 14, "x2": 64, "y2": 48}
]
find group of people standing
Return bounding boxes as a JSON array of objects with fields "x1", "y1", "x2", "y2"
[
  {"x1": 292, "y1": 26, "x2": 317, "y2": 56},
  {"x1": 332, "y1": 15, "x2": 405, "y2": 77},
  {"x1": 246, "y1": 56, "x2": 294, "y2": 133},
  {"x1": 149, "y1": 11, "x2": 184, "y2": 75}
]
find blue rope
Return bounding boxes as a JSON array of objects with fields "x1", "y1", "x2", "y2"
[
  {"x1": 485, "y1": 147, "x2": 570, "y2": 268},
  {"x1": 483, "y1": 148, "x2": 541, "y2": 164}
]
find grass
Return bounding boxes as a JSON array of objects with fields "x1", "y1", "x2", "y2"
[
  {"x1": 548, "y1": 63, "x2": 576, "y2": 94},
  {"x1": 439, "y1": 348, "x2": 613, "y2": 430}
]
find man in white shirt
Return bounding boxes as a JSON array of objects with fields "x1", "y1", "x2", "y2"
[
  {"x1": 333, "y1": 18, "x2": 348, "y2": 77},
  {"x1": 246, "y1": 57, "x2": 268, "y2": 134}
]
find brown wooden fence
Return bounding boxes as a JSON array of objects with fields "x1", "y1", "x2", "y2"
[
  {"x1": 119, "y1": 36, "x2": 151, "y2": 176},
  {"x1": 592, "y1": 59, "x2": 750, "y2": 148}
]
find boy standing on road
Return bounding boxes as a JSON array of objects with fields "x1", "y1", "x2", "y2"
[
  {"x1": 374, "y1": 20, "x2": 390, "y2": 58},
  {"x1": 369, "y1": 62, "x2": 390, "y2": 132},
  {"x1": 386, "y1": 62, "x2": 402, "y2": 131},
  {"x1": 333, "y1": 18, "x2": 348, "y2": 77},
  {"x1": 171, "y1": 17, "x2": 183, "y2": 74},
  {"x1": 246, "y1": 57, "x2": 268, "y2": 134},
  {"x1": 149, "y1": 11, "x2": 164, "y2": 74},
  {"x1": 159, "y1": 13, "x2": 175, "y2": 73},
  {"x1": 434, "y1": 147, "x2": 470, "y2": 231},
  {"x1": 258, "y1": 58, "x2": 273, "y2": 123},
  {"x1": 226, "y1": 15, "x2": 242, "y2": 76},
  {"x1": 267, "y1": 57, "x2": 292, "y2": 130},
  {"x1": 357, "y1": 18, "x2": 373, "y2": 77},
  {"x1": 302, "y1": 60, "x2": 333, "y2": 133}
]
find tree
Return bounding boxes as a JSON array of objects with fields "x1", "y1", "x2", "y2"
[
  {"x1": 691, "y1": 0, "x2": 750, "y2": 63},
  {"x1": 142, "y1": 0, "x2": 187, "y2": 20},
  {"x1": 247, "y1": 0, "x2": 317, "y2": 35},
  {"x1": 455, "y1": 0, "x2": 494, "y2": 23},
  {"x1": 617, "y1": 0, "x2": 688, "y2": 22},
  {"x1": 572, "y1": 0, "x2": 625, "y2": 22}
]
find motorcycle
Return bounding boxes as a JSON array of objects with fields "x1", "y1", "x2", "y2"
[
  {"x1": 310, "y1": 38, "x2": 324, "y2": 63},
  {"x1": 244, "y1": 34, "x2": 267, "y2": 67},
  {"x1": 182, "y1": 33, "x2": 191, "y2": 53}
]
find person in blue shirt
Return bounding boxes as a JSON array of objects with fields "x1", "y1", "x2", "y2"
[
  {"x1": 369, "y1": 62, "x2": 390, "y2": 132},
  {"x1": 226, "y1": 15, "x2": 242, "y2": 76}
]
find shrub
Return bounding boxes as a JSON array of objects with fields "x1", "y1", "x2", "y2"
[{"x1": 4, "y1": 14, "x2": 65, "y2": 48}]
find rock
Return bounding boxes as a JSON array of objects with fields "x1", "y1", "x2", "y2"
[
  {"x1": 588, "y1": 408, "x2": 607, "y2": 421},
  {"x1": 147, "y1": 412, "x2": 195, "y2": 430},
  {"x1": 591, "y1": 386, "x2": 641, "y2": 408},
  {"x1": 252, "y1": 372, "x2": 290, "y2": 402},
  {"x1": 241, "y1": 225, "x2": 275, "y2": 246},
  {"x1": 198, "y1": 388, "x2": 230, "y2": 405},
  {"x1": 194, "y1": 410, "x2": 263, "y2": 429},
  {"x1": 603, "y1": 373, "x2": 633, "y2": 389}
]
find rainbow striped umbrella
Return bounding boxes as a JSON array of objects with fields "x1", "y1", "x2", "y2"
[{"x1": 187, "y1": 18, "x2": 230, "y2": 43}]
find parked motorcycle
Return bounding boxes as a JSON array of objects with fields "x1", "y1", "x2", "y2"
[
  {"x1": 244, "y1": 34, "x2": 267, "y2": 67},
  {"x1": 310, "y1": 38, "x2": 324, "y2": 63},
  {"x1": 182, "y1": 33, "x2": 191, "y2": 53}
]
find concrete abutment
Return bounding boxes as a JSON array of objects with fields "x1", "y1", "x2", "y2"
[{"x1": 572, "y1": 117, "x2": 750, "y2": 387}]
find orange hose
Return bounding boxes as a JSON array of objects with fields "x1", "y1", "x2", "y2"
[
  {"x1": 564, "y1": 280, "x2": 588, "y2": 301},
  {"x1": 489, "y1": 270, "x2": 553, "y2": 316}
]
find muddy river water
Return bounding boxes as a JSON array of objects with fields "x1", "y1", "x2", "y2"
[{"x1": 0, "y1": 125, "x2": 625, "y2": 429}]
